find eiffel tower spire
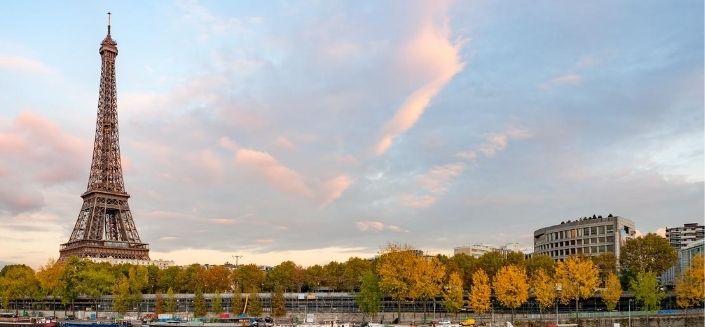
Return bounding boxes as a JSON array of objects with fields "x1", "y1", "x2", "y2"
[{"x1": 60, "y1": 16, "x2": 149, "y2": 261}]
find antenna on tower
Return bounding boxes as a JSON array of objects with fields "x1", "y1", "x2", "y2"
[
  {"x1": 107, "y1": 12, "x2": 112, "y2": 35},
  {"x1": 232, "y1": 255, "x2": 243, "y2": 267}
]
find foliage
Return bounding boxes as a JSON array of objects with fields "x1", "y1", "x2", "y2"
[
  {"x1": 203, "y1": 266, "x2": 231, "y2": 293},
  {"x1": 676, "y1": 254, "x2": 705, "y2": 308},
  {"x1": 526, "y1": 255, "x2": 555, "y2": 276},
  {"x1": 247, "y1": 290, "x2": 263, "y2": 316},
  {"x1": 154, "y1": 290, "x2": 165, "y2": 314},
  {"x1": 0, "y1": 264, "x2": 39, "y2": 311},
  {"x1": 272, "y1": 287, "x2": 286, "y2": 317},
  {"x1": 356, "y1": 271, "x2": 381, "y2": 316},
  {"x1": 193, "y1": 288, "x2": 206, "y2": 317},
  {"x1": 165, "y1": 287, "x2": 176, "y2": 313},
  {"x1": 620, "y1": 233, "x2": 677, "y2": 275},
  {"x1": 231, "y1": 289, "x2": 244, "y2": 315},
  {"x1": 75, "y1": 266, "x2": 115, "y2": 304},
  {"x1": 600, "y1": 272, "x2": 621, "y2": 311},
  {"x1": 211, "y1": 291, "x2": 223, "y2": 313},
  {"x1": 531, "y1": 268, "x2": 555, "y2": 312},
  {"x1": 629, "y1": 271, "x2": 664, "y2": 312},
  {"x1": 58, "y1": 257, "x2": 87, "y2": 306},
  {"x1": 555, "y1": 256, "x2": 599, "y2": 321},
  {"x1": 377, "y1": 244, "x2": 418, "y2": 318},
  {"x1": 492, "y1": 265, "x2": 529, "y2": 313},
  {"x1": 112, "y1": 277, "x2": 131, "y2": 315},
  {"x1": 233, "y1": 264, "x2": 266, "y2": 293},
  {"x1": 468, "y1": 269, "x2": 491, "y2": 315},
  {"x1": 477, "y1": 251, "x2": 505, "y2": 278},
  {"x1": 411, "y1": 256, "x2": 445, "y2": 303},
  {"x1": 128, "y1": 266, "x2": 148, "y2": 312},
  {"x1": 442, "y1": 272, "x2": 464, "y2": 315},
  {"x1": 267, "y1": 261, "x2": 304, "y2": 292},
  {"x1": 591, "y1": 252, "x2": 617, "y2": 283},
  {"x1": 35, "y1": 259, "x2": 65, "y2": 300}
]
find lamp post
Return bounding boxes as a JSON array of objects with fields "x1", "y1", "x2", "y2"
[
  {"x1": 555, "y1": 283, "x2": 562, "y2": 327},
  {"x1": 628, "y1": 299, "x2": 632, "y2": 327}
]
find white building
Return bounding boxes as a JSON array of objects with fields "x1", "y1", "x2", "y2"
[{"x1": 91, "y1": 256, "x2": 176, "y2": 269}]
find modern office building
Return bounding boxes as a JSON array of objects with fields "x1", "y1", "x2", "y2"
[
  {"x1": 533, "y1": 214, "x2": 636, "y2": 262},
  {"x1": 454, "y1": 244, "x2": 498, "y2": 258},
  {"x1": 665, "y1": 223, "x2": 704, "y2": 249},
  {"x1": 662, "y1": 237, "x2": 705, "y2": 287}
]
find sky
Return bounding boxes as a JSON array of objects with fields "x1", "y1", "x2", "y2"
[{"x1": 0, "y1": 0, "x2": 703, "y2": 269}]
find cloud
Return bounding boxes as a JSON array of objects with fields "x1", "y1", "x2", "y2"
[
  {"x1": 418, "y1": 163, "x2": 465, "y2": 194},
  {"x1": 399, "y1": 194, "x2": 438, "y2": 209},
  {"x1": 273, "y1": 136, "x2": 295, "y2": 150},
  {"x1": 655, "y1": 228, "x2": 666, "y2": 237},
  {"x1": 355, "y1": 220, "x2": 405, "y2": 233},
  {"x1": 459, "y1": 125, "x2": 532, "y2": 160},
  {"x1": 374, "y1": 3, "x2": 464, "y2": 155},
  {"x1": 539, "y1": 73, "x2": 583, "y2": 90},
  {"x1": 235, "y1": 148, "x2": 314, "y2": 197},
  {"x1": 319, "y1": 175, "x2": 353, "y2": 207},
  {"x1": 0, "y1": 55, "x2": 55, "y2": 75}
]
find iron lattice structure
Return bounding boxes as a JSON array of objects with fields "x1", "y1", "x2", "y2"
[{"x1": 59, "y1": 22, "x2": 149, "y2": 261}]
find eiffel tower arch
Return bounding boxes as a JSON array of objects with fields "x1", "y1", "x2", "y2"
[{"x1": 59, "y1": 17, "x2": 149, "y2": 261}]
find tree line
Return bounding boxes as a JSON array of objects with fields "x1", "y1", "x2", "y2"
[{"x1": 0, "y1": 233, "x2": 702, "y2": 321}]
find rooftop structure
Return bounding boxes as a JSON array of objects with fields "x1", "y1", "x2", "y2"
[{"x1": 665, "y1": 223, "x2": 704, "y2": 249}]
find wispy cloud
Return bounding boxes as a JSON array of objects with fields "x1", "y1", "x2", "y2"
[
  {"x1": 539, "y1": 73, "x2": 582, "y2": 90},
  {"x1": 374, "y1": 2, "x2": 465, "y2": 156},
  {"x1": 235, "y1": 148, "x2": 315, "y2": 198},
  {"x1": 0, "y1": 55, "x2": 55, "y2": 75},
  {"x1": 355, "y1": 220, "x2": 405, "y2": 233}
]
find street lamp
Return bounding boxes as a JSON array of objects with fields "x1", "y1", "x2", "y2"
[
  {"x1": 628, "y1": 299, "x2": 632, "y2": 327},
  {"x1": 555, "y1": 283, "x2": 562, "y2": 327}
]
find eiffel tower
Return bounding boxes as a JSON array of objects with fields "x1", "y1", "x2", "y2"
[{"x1": 59, "y1": 14, "x2": 149, "y2": 261}]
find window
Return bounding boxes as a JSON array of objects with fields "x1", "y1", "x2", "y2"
[
  {"x1": 571, "y1": 229, "x2": 576, "y2": 238},
  {"x1": 591, "y1": 227, "x2": 598, "y2": 235},
  {"x1": 591, "y1": 246, "x2": 598, "y2": 254},
  {"x1": 607, "y1": 236, "x2": 614, "y2": 243},
  {"x1": 584, "y1": 227, "x2": 590, "y2": 235},
  {"x1": 599, "y1": 226, "x2": 605, "y2": 235},
  {"x1": 606, "y1": 225, "x2": 614, "y2": 233},
  {"x1": 578, "y1": 228, "x2": 583, "y2": 237},
  {"x1": 577, "y1": 239, "x2": 582, "y2": 245},
  {"x1": 560, "y1": 231, "x2": 564, "y2": 239},
  {"x1": 599, "y1": 237, "x2": 605, "y2": 243}
]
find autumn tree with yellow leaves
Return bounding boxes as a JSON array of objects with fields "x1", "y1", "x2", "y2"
[
  {"x1": 676, "y1": 254, "x2": 704, "y2": 309},
  {"x1": 493, "y1": 265, "x2": 529, "y2": 323},
  {"x1": 377, "y1": 244, "x2": 420, "y2": 320},
  {"x1": 531, "y1": 268, "x2": 555, "y2": 320},
  {"x1": 600, "y1": 272, "x2": 621, "y2": 312},
  {"x1": 469, "y1": 269, "x2": 491, "y2": 323},
  {"x1": 555, "y1": 256, "x2": 599, "y2": 323}
]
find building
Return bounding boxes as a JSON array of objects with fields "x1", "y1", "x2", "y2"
[
  {"x1": 533, "y1": 214, "x2": 636, "y2": 262},
  {"x1": 92, "y1": 257, "x2": 175, "y2": 269},
  {"x1": 454, "y1": 243, "x2": 531, "y2": 258},
  {"x1": 665, "y1": 223, "x2": 704, "y2": 249},
  {"x1": 454, "y1": 244, "x2": 499, "y2": 258},
  {"x1": 662, "y1": 238, "x2": 705, "y2": 287},
  {"x1": 59, "y1": 16, "x2": 150, "y2": 261}
]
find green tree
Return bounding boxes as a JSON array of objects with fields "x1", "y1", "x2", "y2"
[
  {"x1": 212, "y1": 291, "x2": 223, "y2": 313},
  {"x1": 477, "y1": 251, "x2": 505, "y2": 279},
  {"x1": 247, "y1": 290, "x2": 262, "y2": 316},
  {"x1": 601, "y1": 272, "x2": 621, "y2": 312},
  {"x1": 630, "y1": 271, "x2": 664, "y2": 312},
  {"x1": 59, "y1": 257, "x2": 88, "y2": 313},
  {"x1": 165, "y1": 287, "x2": 177, "y2": 313},
  {"x1": 555, "y1": 256, "x2": 599, "y2": 323},
  {"x1": 233, "y1": 264, "x2": 265, "y2": 293},
  {"x1": 591, "y1": 252, "x2": 617, "y2": 283},
  {"x1": 267, "y1": 261, "x2": 304, "y2": 292},
  {"x1": 35, "y1": 259, "x2": 65, "y2": 317},
  {"x1": 193, "y1": 288, "x2": 206, "y2": 317},
  {"x1": 272, "y1": 287, "x2": 286, "y2": 317},
  {"x1": 356, "y1": 271, "x2": 381, "y2": 320},
  {"x1": 676, "y1": 254, "x2": 705, "y2": 309},
  {"x1": 526, "y1": 255, "x2": 555, "y2": 276},
  {"x1": 76, "y1": 267, "x2": 115, "y2": 313},
  {"x1": 468, "y1": 269, "x2": 491, "y2": 317},
  {"x1": 231, "y1": 289, "x2": 244, "y2": 315},
  {"x1": 442, "y1": 272, "x2": 464, "y2": 318},
  {"x1": 342, "y1": 257, "x2": 373, "y2": 291},
  {"x1": 493, "y1": 265, "x2": 529, "y2": 323},
  {"x1": 128, "y1": 266, "x2": 149, "y2": 313},
  {"x1": 0, "y1": 265, "x2": 39, "y2": 314},
  {"x1": 154, "y1": 290, "x2": 165, "y2": 314},
  {"x1": 620, "y1": 233, "x2": 677, "y2": 275},
  {"x1": 112, "y1": 277, "x2": 131, "y2": 316}
]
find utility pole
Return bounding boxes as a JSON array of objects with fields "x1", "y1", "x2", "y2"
[{"x1": 232, "y1": 255, "x2": 243, "y2": 267}]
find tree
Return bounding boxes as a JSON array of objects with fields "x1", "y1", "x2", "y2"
[
  {"x1": 356, "y1": 271, "x2": 381, "y2": 320},
  {"x1": 154, "y1": 290, "x2": 165, "y2": 314},
  {"x1": 377, "y1": 244, "x2": 418, "y2": 320},
  {"x1": 468, "y1": 269, "x2": 491, "y2": 317},
  {"x1": 0, "y1": 265, "x2": 39, "y2": 314},
  {"x1": 601, "y1": 272, "x2": 621, "y2": 312},
  {"x1": 620, "y1": 233, "x2": 677, "y2": 275},
  {"x1": 630, "y1": 271, "x2": 664, "y2": 312},
  {"x1": 555, "y1": 256, "x2": 599, "y2": 323},
  {"x1": 75, "y1": 267, "x2": 115, "y2": 313},
  {"x1": 212, "y1": 291, "x2": 223, "y2": 313},
  {"x1": 267, "y1": 261, "x2": 304, "y2": 292},
  {"x1": 231, "y1": 289, "x2": 244, "y2": 315},
  {"x1": 59, "y1": 257, "x2": 87, "y2": 313},
  {"x1": 493, "y1": 265, "x2": 529, "y2": 322},
  {"x1": 526, "y1": 255, "x2": 555, "y2": 276},
  {"x1": 591, "y1": 252, "x2": 617, "y2": 283},
  {"x1": 531, "y1": 268, "x2": 555, "y2": 318},
  {"x1": 165, "y1": 287, "x2": 176, "y2": 313},
  {"x1": 35, "y1": 259, "x2": 65, "y2": 317},
  {"x1": 247, "y1": 290, "x2": 263, "y2": 316},
  {"x1": 477, "y1": 251, "x2": 505, "y2": 279},
  {"x1": 442, "y1": 272, "x2": 464, "y2": 318},
  {"x1": 128, "y1": 266, "x2": 149, "y2": 313},
  {"x1": 233, "y1": 264, "x2": 265, "y2": 293},
  {"x1": 411, "y1": 256, "x2": 446, "y2": 320},
  {"x1": 342, "y1": 257, "x2": 373, "y2": 291},
  {"x1": 193, "y1": 288, "x2": 206, "y2": 317},
  {"x1": 272, "y1": 287, "x2": 286, "y2": 317},
  {"x1": 112, "y1": 277, "x2": 131, "y2": 316},
  {"x1": 203, "y1": 266, "x2": 232, "y2": 293},
  {"x1": 676, "y1": 254, "x2": 705, "y2": 309}
]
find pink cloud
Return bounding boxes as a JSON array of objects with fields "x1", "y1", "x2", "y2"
[
  {"x1": 273, "y1": 136, "x2": 295, "y2": 150},
  {"x1": 235, "y1": 148, "x2": 314, "y2": 197},
  {"x1": 399, "y1": 194, "x2": 437, "y2": 209},
  {"x1": 459, "y1": 125, "x2": 532, "y2": 160},
  {"x1": 418, "y1": 163, "x2": 464, "y2": 194},
  {"x1": 319, "y1": 175, "x2": 352, "y2": 207},
  {"x1": 374, "y1": 3, "x2": 464, "y2": 156}
]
